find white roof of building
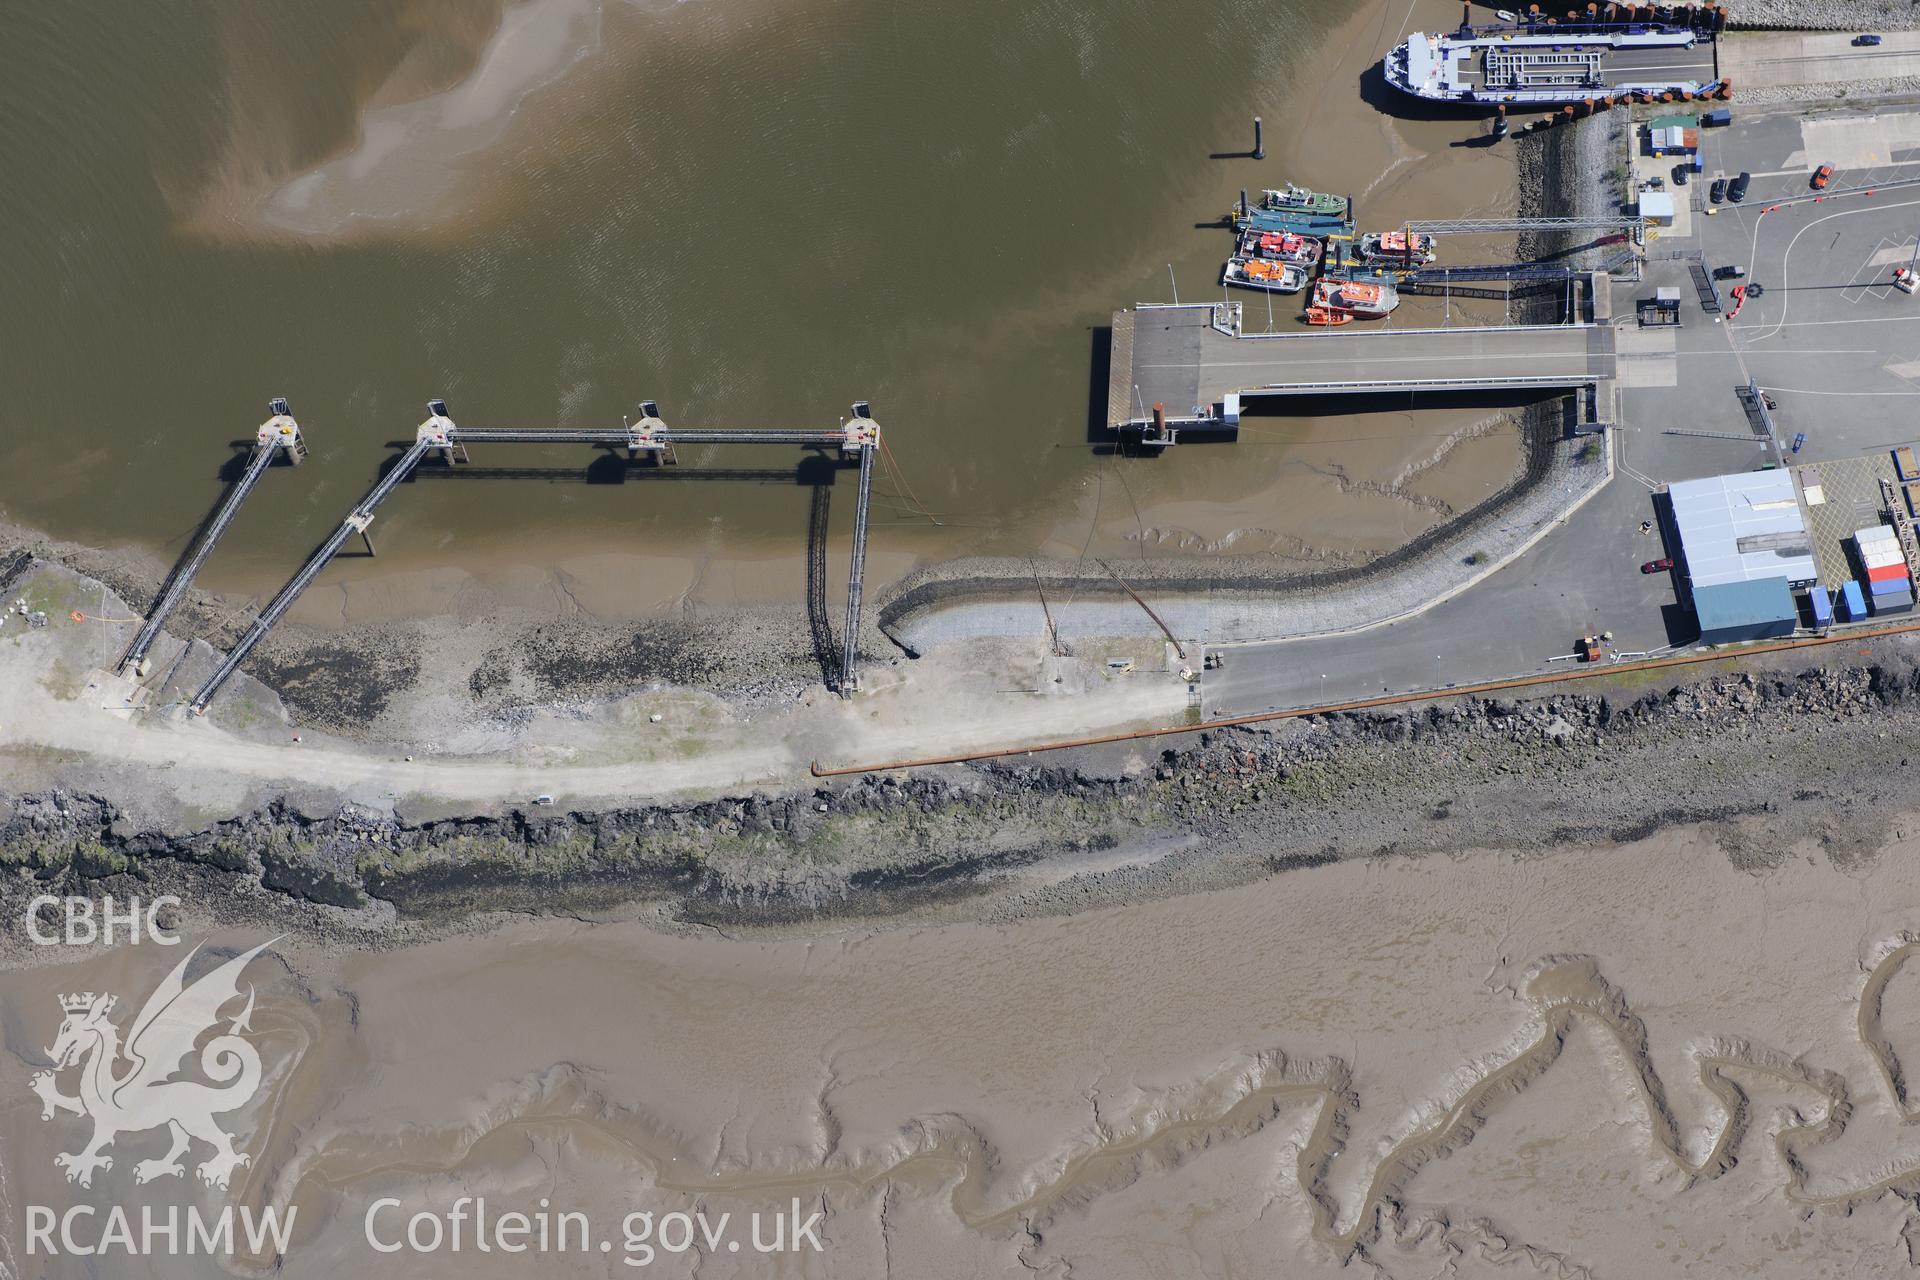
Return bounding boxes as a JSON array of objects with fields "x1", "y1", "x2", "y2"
[
  {"x1": 1639, "y1": 191, "x2": 1676, "y2": 219},
  {"x1": 1669, "y1": 470, "x2": 1816, "y2": 588}
]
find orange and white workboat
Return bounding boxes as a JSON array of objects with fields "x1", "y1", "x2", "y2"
[
  {"x1": 1310, "y1": 277, "x2": 1398, "y2": 319},
  {"x1": 1223, "y1": 256, "x2": 1308, "y2": 294},
  {"x1": 1357, "y1": 229, "x2": 1438, "y2": 264},
  {"x1": 1240, "y1": 229, "x2": 1323, "y2": 268},
  {"x1": 1303, "y1": 305, "x2": 1353, "y2": 326}
]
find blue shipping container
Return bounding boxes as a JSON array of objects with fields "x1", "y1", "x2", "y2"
[
  {"x1": 1704, "y1": 108, "x2": 1731, "y2": 127},
  {"x1": 1874, "y1": 580, "x2": 1915, "y2": 604},
  {"x1": 1843, "y1": 580, "x2": 1868, "y2": 620},
  {"x1": 1872, "y1": 575, "x2": 1910, "y2": 596},
  {"x1": 1810, "y1": 585, "x2": 1833, "y2": 626}
]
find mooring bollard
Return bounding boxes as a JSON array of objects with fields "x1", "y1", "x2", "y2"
[{"x1": 1252, "y1": 116, "x2": 1265, "y2": 160}]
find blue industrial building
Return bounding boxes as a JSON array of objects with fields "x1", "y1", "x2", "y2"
[{"x1": 1690, "y1": 578, "x2": 1799, "y2": 645}]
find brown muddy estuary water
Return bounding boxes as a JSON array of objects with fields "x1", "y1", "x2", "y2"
[
  {"x1": 0, "y1": 0, "x2": 1525, "y2": 620},
  {"x1": 8, "y1": 829, "x2": 1920, "y2": 1277}
]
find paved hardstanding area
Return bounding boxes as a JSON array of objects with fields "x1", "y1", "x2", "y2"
[{"x1": 1207, "y1": 102, "x2": 1920, "y2": 715}]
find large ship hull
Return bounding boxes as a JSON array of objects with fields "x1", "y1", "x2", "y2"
[{"x1": 1385, "y1": 28, "x2": 1720, "y2": 105}]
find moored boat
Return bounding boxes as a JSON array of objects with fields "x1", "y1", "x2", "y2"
[
  {"x1": 1224, "y1": 256, "x2": 1308, "y2": 294},
  {"x1": 1240, "y1": 230, "x2": 1323, "y2": 267},
  {"x1": 1257, "y1": 183, "x2": 1346, "y2": 217},
  {"x1": 1311, "y1": 277, "x2": 1398, "y2": 318},
  {"x1": 1384, "y1": 27, "x2": 1721, "y2": 105},
  {"x1": 1234, "y1": 206, "x2": 1350, "y2": 237},
  {"x1": 1358, "y1": 230, "x2": 1438, "y2": 264},
  {"x1": 1303, "y1": 305, "x2": 1353, "y2": 327}
]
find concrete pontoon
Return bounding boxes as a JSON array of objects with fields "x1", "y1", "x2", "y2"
[{"x1": 1106, "y1": 295, "x2": 1616, "y2": 445}]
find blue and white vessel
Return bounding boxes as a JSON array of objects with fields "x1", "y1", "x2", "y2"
[{"x1": 1385, "y1": 26, "x2": 1720, "y2": 104}]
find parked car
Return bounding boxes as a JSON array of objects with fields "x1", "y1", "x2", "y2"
[
  {"x1": 1855, "y1": 33, "x2": 1883, "y2": 46},
  {"x1": 1710, "y1": 176, "x2": 1727, "y2": 203},
  {"x1": 1728, "y1": 171, "x2": 1751, "y2": 202},
  {"x1": 1812, "y1": 164, "x2": 1834, "y2": 189},
  {"x1": 1641, "y1": 558, "x2": 1674, "y2": 574},
  {"x1": 1713, "y1": 263, "x2": 1745, "y2": 280},
  {"x1": 1672, "y1": 164, "x2": 1689, "y2": 186}
]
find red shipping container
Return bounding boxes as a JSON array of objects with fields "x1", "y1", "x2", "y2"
[{"x1": 1869, "y1": 562, "x2": 1909, "y2": 583}]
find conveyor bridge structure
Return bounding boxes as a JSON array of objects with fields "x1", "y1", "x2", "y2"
[
  {"x1": 1404, "y1": 262, "x2": 1576, "y2": 283},
  {"x1": 1405, "y1": 215, "x2": 1646, "y2": 251},
  {"x1": 1406, "y1": 215, "x2": 1646, "y2": 234},
  {"x1": 186, "y1": 400, "x2": 882, "y2": 715},
  {"x1": 1394, "y1": 261, "x2": 1582, "y2": 304},
  {"x1": 119, "y1": 399, "x2": 307, "y2": 678}
]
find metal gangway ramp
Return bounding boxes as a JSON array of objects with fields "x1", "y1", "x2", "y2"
[
  {"x1": 188, "y1": 401, "x2": 882, "y2": 715},
  {"x1": 119, "y1": 400, "x2": 306, "y2": 677}
]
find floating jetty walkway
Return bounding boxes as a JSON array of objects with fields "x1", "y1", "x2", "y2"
[
  {"x1": 174, "y1": 402, "x2": 882, "y2": 715},
  {"x1": 1107, "y1": 272, "x2": 1617, "y2": 443}
]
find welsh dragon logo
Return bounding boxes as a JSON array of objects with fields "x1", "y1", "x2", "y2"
[{"x1": 30, "y1": 939, "x2": 278, "y2": 1191}]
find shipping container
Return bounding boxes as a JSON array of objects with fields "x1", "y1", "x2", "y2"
[
  {"x1": 1899, "y1": 446, "x2": 1920, "y2": 479},
  {"x1": 1865, "y1": 550, "x2": 1905, "y2": 570},
  {"x1": 1703, "y1": 108, "x2": 1732, "y2": 127},
  {"x1": 1856, "y1": 526, "x2": 1897, "y2": 544},
  {"x1": 1843, "y1": 580, "x2": 1869, "y2": 620},
  {"x1": 1872, "y1": 574, "x2": 1910, "y2": 595},
  {"x1": 1869, "y1": 564, "x2": 1909, "y2": 585},
  {"x1": 1811, "y1": 585, "x2": 1834, "y2": 627},
  {"x1": 1874, "y1": 591, "x2": 1915, "y2": 617}
]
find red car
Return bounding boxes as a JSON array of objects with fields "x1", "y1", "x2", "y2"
[
  {"x1": 1812, "y1": 164, "x2": 1834, "y2": 189},
  {"x1": 1641, "y1": 558, "x2": 1674, "y2": 574}
]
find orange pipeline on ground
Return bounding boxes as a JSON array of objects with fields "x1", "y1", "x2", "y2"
[{"x1": 810, "y1": 621, "x2": 1920, "y2": 776}]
